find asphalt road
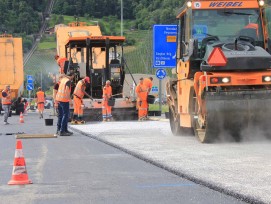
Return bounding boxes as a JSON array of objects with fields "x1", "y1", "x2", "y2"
[{"x1": 0, "y1": 111, "x2": 247, "y2": 204}]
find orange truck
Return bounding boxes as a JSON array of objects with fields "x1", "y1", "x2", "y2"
[
  {"x1": 55, "y1": 22, "x2": 137, "y2": 120},
  {"x1": 166, "y1": 0, "x2": 271, "y2": 142},
  {"x1": 0, "y1": 34, "x2": 24, "y2": 114}
]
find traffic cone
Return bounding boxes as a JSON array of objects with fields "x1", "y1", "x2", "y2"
[
  {"x1": 19, "y1": 112, "x2": 24, "y2": 123},
  {"x1": 8, "y1": 140, "x2": 32, "y2": 185}
]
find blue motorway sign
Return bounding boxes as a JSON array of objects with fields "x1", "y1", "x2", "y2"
[
  {"x1": 26, "y1": 84, "x2": 34, "y2": 91},
  {"x1": 156, "y1": 68, "x2": 167, "y2": 80},
  {"x1": 27, "y1": 75, "x2": 34, "y2": 84},
  {"x1": 153, "y1": 25, "x2": 177, "y2": 68}
]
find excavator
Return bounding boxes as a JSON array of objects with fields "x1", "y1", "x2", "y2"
[
  {"x1": 56, "y1": 21, "x2": 137, "y2": 120},
  {"x1": 166, "y1": 0, "x2": 271, "y2": 142}
]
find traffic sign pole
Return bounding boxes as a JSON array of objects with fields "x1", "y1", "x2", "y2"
[
  {"x1": 159, "y1": 79, "x2": 162, "y2": 112},
  {"x1": 155, "y1": 68, "x2": 167, "y2": 113}
]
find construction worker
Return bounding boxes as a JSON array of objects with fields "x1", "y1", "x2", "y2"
[
  {"x1": 102, "y1": 80, "x2": 112, "y2": 122},
  {"x1": 35, "y1": 87, "x2": 46, "y2": 119},
  {"x1": 72, "y1": 76, "x2": 92, "y2": 124},
  {"x1": 55, "y1": 55, "x2": 68, "y2": 74},
  {"x1": 143, "y1": 76, "x2": 153, "y2": 93},
  {"x1": 143, "y1": 76, "x2": 153, "y2": 117},
  {"x1": 55, "y1": 74, "x2": 74, "y2": 136},
  {"x1": 1, "y1": 85, "x2": 12, "y2": 125},
  {"x1": 135, "y1": 78, "x2": 148, "y2": 121}
]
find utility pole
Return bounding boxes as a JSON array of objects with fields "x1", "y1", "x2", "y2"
[
  {"x1": 41, "y1": 72, "x2": 42, "y2": 89},
  {"x1": 121, "y1": 0, "x2": 123, "y2": 36}
]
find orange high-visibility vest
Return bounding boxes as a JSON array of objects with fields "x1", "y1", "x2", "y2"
[
  {"x1": 103, "y1": 85, "x2": 112, "y2": 100},
  {"x1": 57, "y1": 57, "x2": 67, "y2": 74},
  {"x1": 56, "y1": 77, "x2": 71, "y2": 102},
  {"x1": 143, "y1": 78, "x2": 153, "y2": 91},
  {"x1": 136, "y1": 84, "x2": 148, "y2": 101},
  {"x1": 73, "y1": 80, "x2": 85, "y2": 99},
  {"x1": 1, "y1": 89, "x2": 12, "y2": 105},
  {"x1": 36, "y1": 91, "x2": 45, "y2": 103}
]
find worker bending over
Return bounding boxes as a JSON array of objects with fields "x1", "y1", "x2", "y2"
[
  {"x1": 102, "y1": 80, "x2": 113, "y2": 122},
  {"x1": 136, "y1": 78, "x2": 148, "y2": 121},
  {"x1": 143, "y1": 77, "x2": 153, "y2": 93},
  {"x1": 72, "y1": 76, "x2": 92, "y2": 124},
  {"x1": 35, "y1": 87, "x2": 46, "y2": 119},
  {"x1": 143, "y1": 76, "x2": 153, "y2": 117}
]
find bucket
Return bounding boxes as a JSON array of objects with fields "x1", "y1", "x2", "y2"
[
  {"x1": 148, "y1": 111, "x2": 155, "y2": 116},
  {"x1": 147, "y1": 95, "x2": 155, "y2": 104},
  {"x1": 45, "y1": 118, "x2": 53, "y2": 126},
  {"x1": 108, "y1": 98, "x2": 115, "y2": 106},
  {"x1": 154, "y1": 111, "x2": 161, "y2": 116}
]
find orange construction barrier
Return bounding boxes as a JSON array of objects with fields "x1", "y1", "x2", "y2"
[
  {"x1": 8, "y1": 140, "x2": 32, "y2": 185},
  {"x1": 19, "y1": 112, "x2": 24, "y2": 123}
]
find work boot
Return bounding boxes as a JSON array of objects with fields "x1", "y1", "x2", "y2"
[
  {"x1": 80, "y1": 120, "x2": 86, "y2": 124},
  {"x1": 66, "y1": 130, "x2": 73, "y2": 135},
  {"x1": 54, "y1": 130, "x2": 60, "y2": 136},
  {"x1": 59, "y1": 131, "x2": 71, "y2": 136}
]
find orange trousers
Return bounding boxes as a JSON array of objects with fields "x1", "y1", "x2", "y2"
[
  {"x1": 102, "y1": 100, "x2": 112, "y2": 119},
  {"x1": 37, "y1": 103, "x2": 44, "y2": 112},
  {"x1": 137, "y1": 100, "x2": 148, "y2": 119},
  {"x1": 73, "y1": 97, "x2": 83, "y2": 117}
]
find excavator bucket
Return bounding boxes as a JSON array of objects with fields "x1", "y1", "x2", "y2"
[{"x1": 196, "y1": 90, "x2": 271, "y2": 142}]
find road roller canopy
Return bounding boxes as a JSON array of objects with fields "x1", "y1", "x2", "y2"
[
  {"x1": 177, "y1": 0, "x2": 267, "y2": 49},
  {"x1": 65, "y1": 36, "x2": 126, "y2": 48}
]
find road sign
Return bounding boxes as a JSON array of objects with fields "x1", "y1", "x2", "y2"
[
  {"x1": 27, "y1": 75, "x2": 34, "y2": 84},
  {"x1": 153, "y1": 25, "x2": 177, "y2": 68},
  {"x1": 156, "y1": 68, "x2": 167, "y2": 80},
  {"x1": 26, "y1": 84, "x2": 34, "y2": 91},
  {"x1": 151, "y1": 86, "x2": 159, "y2": 93}
]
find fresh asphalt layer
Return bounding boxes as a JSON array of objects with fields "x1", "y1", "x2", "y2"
[{"x1": 70, "y1": 120, "x2": 271, "y2": 204}]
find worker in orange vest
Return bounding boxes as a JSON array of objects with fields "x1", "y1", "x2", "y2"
[
  {"x1": 35, "y1": 87, "x2": 46, "y2": 119},
  {"x1": 135, "y1": 78, "x2": 148, "y2": 121},
  {"x1": 55, "y1": 74, "x2": 74, "y2": 136},
  {"x1": 1, "y1": 85, "x2": 12, "y2": 125},
  {"x1": 102, "y1": 80, "x2": 113, "y2": 122},
  {"x1": 55, "y1": 55, "x2": 68, "y2": 74},
  {"x1": 72, "y1": 76, "x2": 92, "y2": 124}
]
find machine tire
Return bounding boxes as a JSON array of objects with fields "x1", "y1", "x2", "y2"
[
  {"x1": 169, "y1": 108, "x2": 181, "y2": 136},
  {"x1": 169, "y1": 108, "x2": 192, "y2": 136}
]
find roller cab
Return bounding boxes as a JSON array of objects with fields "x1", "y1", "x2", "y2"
[{"x1": 166, "y1": 0, "x2": 271, "y2": 142}]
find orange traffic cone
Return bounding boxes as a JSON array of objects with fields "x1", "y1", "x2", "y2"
[
  {"x1": 19, "y1": 112, "x2": 24, "y2": 123},
  {"x1": 8, "y1": 140, "x2": 32, "y2": 185}
]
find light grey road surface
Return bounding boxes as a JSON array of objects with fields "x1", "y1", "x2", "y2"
[
  {"x1": 0, "y1": 112, "x2": 246, "y2": 204},
  {"x1": 71, "y1": 120, "x2": 271, "y2": 204}
]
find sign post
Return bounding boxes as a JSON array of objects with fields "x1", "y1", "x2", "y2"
[
  {"x1": 153, "y1": 25, "x2": 177, "y2": 113},
  {"x1": 155, "y1": 69, "x2": 167, "y2": 112},
  {"x1": 26, "y1": 75, "x2": 34, "y2": 98}
]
